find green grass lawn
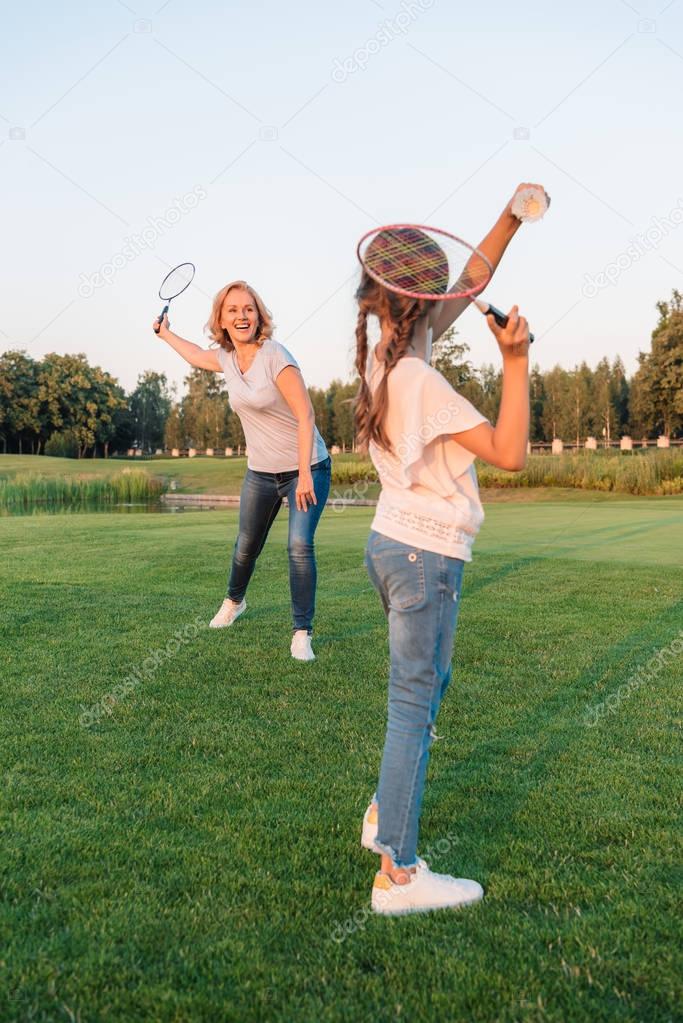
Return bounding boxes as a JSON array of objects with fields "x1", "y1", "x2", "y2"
[{"x1": 1, "y1": 500, "x2": 681, "y2": 1021}]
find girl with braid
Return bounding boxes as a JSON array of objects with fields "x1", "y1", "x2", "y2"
[{"x1": 356, "y1": 184, "x2": 541, "y2": 916}]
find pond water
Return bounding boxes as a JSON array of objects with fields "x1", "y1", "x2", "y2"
[{"x1": 0, "y1": 501, "x2": 230, "y2": 517}]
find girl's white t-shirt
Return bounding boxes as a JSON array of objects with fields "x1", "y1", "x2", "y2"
[
  {"x1": 217, "y1": 339, "x2": 328, "y2": 473},
  {"x1": 366, "y1": 343, "x2": 487, "y2": 561}
]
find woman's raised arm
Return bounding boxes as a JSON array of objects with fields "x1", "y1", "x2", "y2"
[{"x1": 152, "y1": 313, "x2": 222, "y2": 372}]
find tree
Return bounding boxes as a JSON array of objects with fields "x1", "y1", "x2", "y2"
[
  {"x1": 476, "y1": 364, "x2": 501, "y2": 424},
  {"x1": 109, "y1": 401, "x2": 136, "y2": 455},
  {"x1": 129, "y1": 371, "x2": 172, "y2": 451},
  {"x1": 181, "y1": 368, "x2": 231, "y2": 449},
  {"x1": 330, "y1": 379, "x2": 357, "y2": 450},
  {"x1": 569, "y1": 363, "x2": 592, "y2": 447},
  {"x1": 630, "y1": 290, "x2": 683, "y2": 438},
  {"x1": 529, "y1": 366, "x2": 546, "y2": 442},
  {"x1": 308, "y1": 386, "x2": 331, "y2": 446},
  {"x1": 592, "y1": 357, "x2": 629, "y2": 446},
  {"x1": 227, "y1": 407, "x2": 246, "y2": 451},
  {"x1": 611, "y1": 356, "x2": 630, "y2": 438},
  {"x1": 431, "y1": 328, "x2": 476, "y2": 390},
  {"x1": 431, "y1": 328, "x2": 486, "y2": 418},
  {"x1": 37, "y1": 354, "x2": 126, "y2": 458},
  {"x1": 164, "y1": 404, "x2": 185, "y2": 450},
  {"x1": 541, "y1": 366, "x2": 567, "y2": 442},
  {"x1": 0, "y1": 351, "x2": 43, "y2": 453}
]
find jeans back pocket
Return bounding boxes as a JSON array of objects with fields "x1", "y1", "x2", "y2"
[{"x1": 368, "y1": 536, "x2": 426, "y2": 611}]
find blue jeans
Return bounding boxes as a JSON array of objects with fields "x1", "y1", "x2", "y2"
[
  {"x1": 228, "y1": 456, "x2": 331, "y2": 633},
  {"x1": 364, "y1": 529, "x2": 465, "y2": 868}
]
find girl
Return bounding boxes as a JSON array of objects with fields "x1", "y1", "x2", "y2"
[
  {"x1": 153, "y1": 280, "x2": 330, "y2": 661},
  {"x1": 356, "y1": 184, "x2": 539, "y2": 915}
]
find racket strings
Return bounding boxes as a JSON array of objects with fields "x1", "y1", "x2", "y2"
[
  {"x1": 360, "y1": 226, "x2": 491, "y2": 300},
  {"x1": 160, "y1": 263, "x2": 195, "y2": 301},
  {"x1": 364, "y1": 230, "x2": 449, "y2": 294}
]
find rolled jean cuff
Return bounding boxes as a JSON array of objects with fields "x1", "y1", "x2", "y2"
[{"x1": 373, "y1": 837, "x2": 419, "y2": 871}]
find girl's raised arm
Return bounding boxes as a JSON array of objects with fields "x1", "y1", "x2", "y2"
[
  {"x1": 430, "y1": 181, "x2": 544, "y2": 342},
  {"x1": 451, "y1": 304, "x2": 530, "y2": 472}
]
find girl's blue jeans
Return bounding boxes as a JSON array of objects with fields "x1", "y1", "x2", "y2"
[
  {"x1": 227, "y1": 456, "x2": 331, "y2": 633},
  {"x1": 364, "y1": 529, "x2": 465, "y2": 868}
]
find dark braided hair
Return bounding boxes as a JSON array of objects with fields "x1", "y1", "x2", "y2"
[{"x1": 354, "y1": 271, "x2": 429, "y2": 453}]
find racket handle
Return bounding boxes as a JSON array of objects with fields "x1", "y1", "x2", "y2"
[
  {"x1": 477, "y1": 301, "x2": 534, "y2": 344},
  {"x1": 154, "y1": 304, "x2": 169, "y2": 334}
]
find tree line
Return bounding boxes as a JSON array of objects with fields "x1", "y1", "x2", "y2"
[{"x1": 1, "y1": 291, "x2": 681, "y2": 456}]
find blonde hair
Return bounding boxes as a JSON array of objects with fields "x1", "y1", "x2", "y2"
[{"x1": 206, "y1": 280, "x2": 274, "y2": 351}]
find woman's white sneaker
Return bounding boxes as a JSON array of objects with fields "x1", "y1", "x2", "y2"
[
  {"x1": 371, "y1": 862, "x2": 484, "y2": 916},
  {"x1": 209, "y1": 598, "x2": 246, "y2": 629},
  {"x1": 291, "y1": 630, "x2": 315, "y2": 661}
]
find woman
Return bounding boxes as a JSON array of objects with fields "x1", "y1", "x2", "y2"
[
  {"x1": 153, "y1": 280, "x2": 330, "y2": 661},
  {"x1": 356, "y1": 184, "x2": 541, "y2": 915}
]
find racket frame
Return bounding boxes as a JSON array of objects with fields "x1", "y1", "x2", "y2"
[
  {"x1": 356, "y1": 223, "x2": 493, "y2": 302},
  {"x1": 154, "y1": 262, "x2": 196, "y2": 334}
]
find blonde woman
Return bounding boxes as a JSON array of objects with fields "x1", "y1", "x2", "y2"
[{"x1": 153, "y1": 280, "x2": 330, "y2": 661}]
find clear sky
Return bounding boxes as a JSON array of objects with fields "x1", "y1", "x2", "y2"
[{"x1": 2, "y1": 0, "x2": 683, "y2": 395}]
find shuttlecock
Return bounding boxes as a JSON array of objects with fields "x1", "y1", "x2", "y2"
[{"x1": 511, "y1": 186, "x2": 550, "y2": 223}]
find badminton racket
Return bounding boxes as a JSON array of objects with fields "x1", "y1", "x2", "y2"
[
  {"x1": 357, "y1": 224, "x2": 492, "y2": 302},
  {"x1": 153, "y1": 262, "x2": 195, "y2": 334}
]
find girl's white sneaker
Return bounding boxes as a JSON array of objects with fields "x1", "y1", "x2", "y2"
[
  {"x1": 291, "y1": 630, "x2": 315, "y2": 661},
  {"x1": 371, "y1": 862, "x2": 484, "y2": 916},
  {"x1": 209, "y1": 599, "x2": 246, "y2": 629}
]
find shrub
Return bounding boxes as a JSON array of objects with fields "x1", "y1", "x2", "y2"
[{"x1": 44, "y1": 430, "x2": 79, "y2": 458}]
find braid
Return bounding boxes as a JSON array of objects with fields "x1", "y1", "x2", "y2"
[
  {"x1": 367, "y1": 299, "x2": 425, "y2": 452},
  {"x1": 353, "y1": 307, "x2": 372, "y2": 451},
  {"x1": 353, "y1": 270, "x2": 430, "y2": 453}
]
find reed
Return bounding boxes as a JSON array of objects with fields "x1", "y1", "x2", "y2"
[
  {"x1": 477, "y1": 450, "x2": 683, "y2": 495},
  {"x1": 0, "y1": 470, "x2": 167, "y2": 511},
  {"x1": 331, "y1": 450, "x2": 683, "y2": 495}
]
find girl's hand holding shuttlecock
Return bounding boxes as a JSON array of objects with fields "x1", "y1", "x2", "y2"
[{"x1": 507, "y1": 183, "x2": 551, "y2": 224}]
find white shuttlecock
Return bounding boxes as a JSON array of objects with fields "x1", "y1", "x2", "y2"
[{"x1": 511, "y1": 186, "x2": 550, "y2": 223}]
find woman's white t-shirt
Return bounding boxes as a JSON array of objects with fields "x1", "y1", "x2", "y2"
[
  {"x1": 366, "y1": 344, "x2": 487, "y2": 561},
  {"x1": 217, "y1": 339, "x2": 328, "y2": 473}
]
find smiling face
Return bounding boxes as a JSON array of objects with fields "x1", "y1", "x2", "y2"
[{"x1": 221, "y1": 287, "x2": 260, "y2": 344}]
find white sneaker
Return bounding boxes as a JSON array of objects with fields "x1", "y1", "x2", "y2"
[
  {"x1": 371, "y1": 862, "x2": 484, "y2": 916},
  {"x1": 291, "y1": 630, "x2": 315, "y2": 661},
  {"x1": 209, "y1": 598, "x2": 246, "y2": 629}
]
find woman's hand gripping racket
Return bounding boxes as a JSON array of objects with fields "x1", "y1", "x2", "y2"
[
  {"x1": 356, "y1": 185, "x2": 550, "y2": 343},
  {"x1": 153, "y1": 262, "x2": 195, "y2": 334}
]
